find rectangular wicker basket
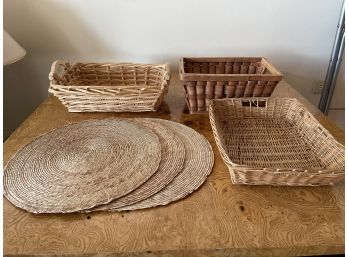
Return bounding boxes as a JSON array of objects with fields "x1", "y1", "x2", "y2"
[
  {"x1": 179, "y1": 57, "x2": 282, "y2": 113},
  {"x1": 48, "y1": 60, "x2": 170, "y2": 112},
  {"x1": 209, "y1": 98, "x2": 344, "y2": 186}
]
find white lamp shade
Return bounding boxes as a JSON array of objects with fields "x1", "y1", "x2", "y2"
[{"x1": 4, "y1": 30, "x2": 26, "y2": 66}]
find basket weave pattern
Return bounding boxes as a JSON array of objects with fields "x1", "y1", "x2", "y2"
[
  {"x1": 180, "y1": 57, "x2": 282, "y2": 113},
  {"x1": 3, "y1": 119, "x2": 162, "y2": 213},
  {"x1": 49, "y1": 61, "x2": 170, "y2": 112},
  {"x1": 4, "y1": 118, "x2": 214, "y2": 213},
  {"x1": 209, "y1": 98, "x2": 344, "y2": 186}
]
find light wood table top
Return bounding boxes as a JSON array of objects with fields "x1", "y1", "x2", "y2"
[{"x1": 4, "y1": 75, "x2": 344, "y2": 257}]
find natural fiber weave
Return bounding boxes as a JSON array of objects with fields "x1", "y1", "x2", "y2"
[
  {"x1": 4, "y1": 119, "x2": 161, "y2": 213},
  {"x1": 88, "y1": 118, "x2": 185, "y2": 212},
  {"x1": 48, "y1": 60, "x2": 170, "y2": 112},
  {"x1": 116, "y1": 119, "x2": 214, "y2": 211},
  {"x1": 209, "y1": 97, "x2": 345, "y2": 186},
  {"x1": 179, "y1": 57, "x2": 282, "y2": 113}
]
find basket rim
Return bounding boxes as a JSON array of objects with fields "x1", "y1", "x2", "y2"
[
  {"x1": 208, "y1": 97, "x2": 345, "y2": 174},
  {"x1": 49, "y1": 60, "x2": 171, "y2": 85},
  {"x1": 182, "y1": 56, "x2": 265, "y2": 62},
  {"x1": 49, "y1": 83, "x2": 168, "y2": 89},
  {"x1": 179, "y1": 57, "x2": 283, "y2": 81}
]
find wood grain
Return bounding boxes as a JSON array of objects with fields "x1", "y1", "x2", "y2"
[{"x1": 3, "y1": 75, "x2": 344, "y2": 257}]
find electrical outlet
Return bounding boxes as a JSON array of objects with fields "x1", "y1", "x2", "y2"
[{"x1": 312, "y1": 80, "x2": 325, "y2": 94}]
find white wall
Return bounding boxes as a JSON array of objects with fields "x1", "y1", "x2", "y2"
[{"x1": 4, "y1": 0, "x2": 344, "y2": 137}]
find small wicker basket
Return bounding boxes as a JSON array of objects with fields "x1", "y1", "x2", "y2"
[
  {"x1": 48, "y1": 60, "x2": 170, "y2": 112},
  {"x1": 209, "y1": 98, "x2": 344, "y2": 186},
  {"x1": 179, "y1": 57, "x2": 282, "y2": 113}
]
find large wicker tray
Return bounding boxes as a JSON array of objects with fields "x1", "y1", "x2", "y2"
[
  {"x1": 209, "y1": 97, "x2": 344, "y2": 186},
  {"x1": 49, "y1": 60, "x2": 170, "y2": 112}
]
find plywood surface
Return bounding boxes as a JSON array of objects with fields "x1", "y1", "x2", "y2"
[{"x1": 4, "y1": 75, "x2": 344, "y2": 257}]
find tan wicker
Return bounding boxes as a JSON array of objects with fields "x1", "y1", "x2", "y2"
[
  {"x1": 3, "y1": 119, "x2": 161, "y2": 213},
  {"x1": 48, "y1": 60, "x2": 170, "y2": 112},
  {"x1": 116, "y1": 119, "x2": 214, "y2": 211},
  {"x1": 87, "y1": 118, "x2": 185, "y2": 212},
  {"x1": 179, "y1": 57, "x2": 282, "y2": 113},
  {"x1": 209, "y1": 98, "x2": 344, "y2": 186}
]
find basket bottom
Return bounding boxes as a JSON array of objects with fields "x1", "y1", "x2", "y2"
[{"x1": 223, "y1": 119, "x2": 324, "y2": 169}]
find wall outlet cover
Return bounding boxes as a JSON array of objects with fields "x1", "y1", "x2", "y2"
[{"x1": 312, "y1": 80, "x2": 325, "y2": 94}]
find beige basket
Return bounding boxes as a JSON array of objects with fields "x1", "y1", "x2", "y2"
[
  {"x1": 49, "y1": 60, "x2": 170, "y2": 112},
  {"x1": 179, "y1": 57, "x2": 282, "y2": 113},
  {"x1": 209, "y1": 98, "x2": 344, "y2": 186}
]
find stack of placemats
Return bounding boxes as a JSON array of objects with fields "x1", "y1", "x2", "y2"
[{"x1": 3, "y1": 118, "x2": 214, "y2": 213}]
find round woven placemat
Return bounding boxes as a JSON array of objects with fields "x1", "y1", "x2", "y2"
[
  {"x1": 88, "y1": 118, "x2": 185, "y2": 212},
  {"x1": 4, "y1": 119, "x2": 161, "y2": 213},
  {"x1": 114, "y1": 119, "x2": 214, "y2": 211}
]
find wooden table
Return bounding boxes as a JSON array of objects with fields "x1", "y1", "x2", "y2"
[{"x1": 4, "y1": 75, "x2": 344, "y2": 257}]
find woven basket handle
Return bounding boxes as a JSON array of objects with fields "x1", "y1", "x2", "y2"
[
  {"x1": 48, "y1": 60, "x2": 70, "y2": 83},
  {"x1": 164, "y1": 63, "x2": 171, "y2": 81},
  {"x1": 241, "y1": 99, "x2": 267, "y2": 107},
  {"x1": 179, "y1": 58, "x2": 185, "y2": 79}
]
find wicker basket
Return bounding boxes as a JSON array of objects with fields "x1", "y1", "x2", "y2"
[
  {"x1": 179, "y1": 57, "x2": 282, "y2": 113},
  {"x1": 48, "y1": 60, "x2": 170, "y2": 112},
  {"x1": 209, "y1": 98, "x2": 344, "y2": 186}
]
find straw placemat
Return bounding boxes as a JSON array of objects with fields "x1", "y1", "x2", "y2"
[
  {"x1": 4, "y1": 119, "x2": 161, "y2": 213},
  {"x1": 114, "y1": 119, "x2": 214, "y2": 211},
  {"x1": 87, "y1": 118, "x2": 185, "y2": 212}
]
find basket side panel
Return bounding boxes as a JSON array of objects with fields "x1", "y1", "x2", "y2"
[
  {"x1": 210, "y1": 98, "x2": 297, "y2": 120},
  {"x1": 182, "y1": 58, "x2": 265, "y2": 75},
  {"x1": 58, "y1": 63, "x2": 166, "y2": 87},
  {"x1": 230, "y1": 167, "x2": 344, "y2": 185},
  {"x1": 263, "y1": 98, "x2": 295, "y2": 119},
  {"x1": 287, "y1": 101, "x2": 345, "y2": 171},
  {"x1": 209, "y1": 101, "x2": 235, "y2": 166}
]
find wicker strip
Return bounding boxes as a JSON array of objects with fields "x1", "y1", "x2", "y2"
[
  {"x1": 209, "y1": 97, "x2": 345, "y2": 186},
  {"x1": 4, "y1": 119, "x2": 161, "y2": 213},
  {"x1": 87, "y1": 118, "x2": 185, "y2": 212},
  {"x1": 114, "y1": 119, "x2": 214, "y2": 211}
]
